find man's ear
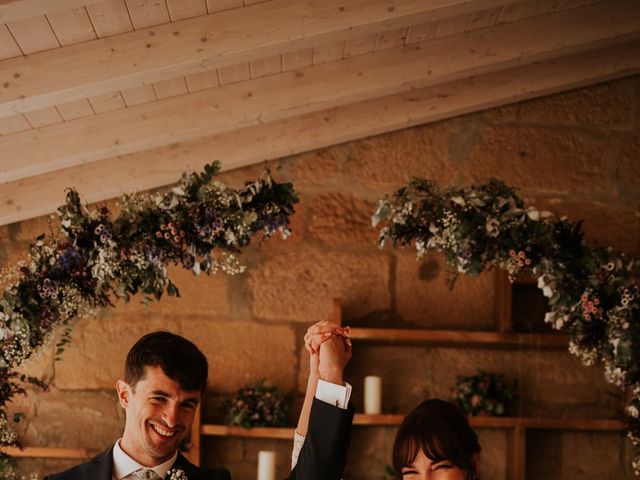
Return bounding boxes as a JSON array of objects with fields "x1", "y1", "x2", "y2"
[{"x1": 116, "y1": 379, "x2": 131, "y2": 409}]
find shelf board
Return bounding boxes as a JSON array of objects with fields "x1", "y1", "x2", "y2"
[
  {"x1": 349, "y1": 328, "x2": 568, "y2": 349},
  {"x1": 355, "y1": 414, "x2": 622, "y2": 431},
  {"x1": 0, "y1": 446, "x2": 99, "y2": 459},
  {"x1": 201, "y1": 424, "x2": 295, "y2": 439},
  {"x1": 200, "y1": 416, "x2": 622, "y2": 440}
]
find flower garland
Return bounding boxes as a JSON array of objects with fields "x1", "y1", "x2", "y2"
[
  {"x1": 0, "y1": 162, "x2": 298, "y2": 476},
  {"x1": 372, "y1": 178, "x2": 640, "y2": 474}
]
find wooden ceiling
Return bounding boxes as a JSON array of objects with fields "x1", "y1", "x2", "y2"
[{"x1": 0, "y1": 0, "x2": 638, "y2": 226}]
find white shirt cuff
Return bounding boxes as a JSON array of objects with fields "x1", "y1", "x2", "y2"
[{"x1": 315, "y1": 379, "x2": 352, "y2": 409}]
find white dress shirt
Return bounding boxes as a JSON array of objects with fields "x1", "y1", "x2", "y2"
[{"x1": 112, "y1": 439, "x2": 177, "y2": 480}]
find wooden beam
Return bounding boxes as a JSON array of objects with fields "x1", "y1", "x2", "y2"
[
  {"x1": 0, "y1": 41, "x2": 637, "y2": 225},
  {"x1": 0, "y1": 0, "x2": 526, "y2": 117},
  {"x1": 0, "y1": 0, "x2": 107, "y2": 23},
  {"x1": 0, "y1": 41, "x2": 637, "y2": 226},
  {"x1": 1, "y1": 1, "x2": 638, "y2": 186}
]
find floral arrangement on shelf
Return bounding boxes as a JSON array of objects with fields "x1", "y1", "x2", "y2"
[
  {"x1": 372, "y1": 177, "x2": 640, "y2": 474},
  {"x1": 0, "y1": 161, "x2": 298, "y2": 476},
  {"x1": 226, "y1": 380, "x2": 291, "y2": 428},
  {"x1": 452, "y1": 370, "x2": 516, "y2": 417}
]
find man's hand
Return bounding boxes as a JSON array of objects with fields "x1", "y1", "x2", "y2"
[
  {"x1": 318, "y1": 333, "x2": 352, "y2": 385},
  {"x1": 304, "y1": 321, "x2": 352, "y2": 384}
]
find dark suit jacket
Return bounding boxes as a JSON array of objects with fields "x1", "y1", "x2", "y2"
[
  {"x1": 45, "y1": 450, "x2": 230, "y2": 480},
  {"x1": 45, "y1": 397, "x2": 354, "y2": 480}
]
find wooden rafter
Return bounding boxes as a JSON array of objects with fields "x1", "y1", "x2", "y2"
[
  {"x1": 1, "y1": 0, "x2": 638, "y2": 187},
  {"x1": 1, "y1": 40, "x2": 637, "y2": 226},
  {"x1": 0, "y1": 0, "x2": 531, "y2": 117}
]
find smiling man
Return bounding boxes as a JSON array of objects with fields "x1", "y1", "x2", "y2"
[{"x1": 45, "y1": 330, "x2": 354, "y2": 480}]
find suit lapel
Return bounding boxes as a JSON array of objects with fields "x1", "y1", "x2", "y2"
[
  {"x1": 170, "y1": 452, "x2": 201, "y2": 478},
  {"x1": 86, "y1": 447, "x2": 114, "y2": 480}
]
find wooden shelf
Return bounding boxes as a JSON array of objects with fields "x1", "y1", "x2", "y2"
[
  {"x1": 349, "y1": 327, "x2": 568, "y2": 349},
  {"x1": 200, "y1": 416, "x2": 622, "y2": 440},
  {"x1": 0, "y1": 446, "x2": 99, "y2": 459},
  {"x1": 202, "y1": 424, "x2": 295, "y2": 439},
  {"x1": 354, "y1": 414, "x2": 623, "y2": 431}
]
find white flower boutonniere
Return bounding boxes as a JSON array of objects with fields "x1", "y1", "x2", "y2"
[{"x1": 168, "y1": 468, "x2": 188, "y2": 480}]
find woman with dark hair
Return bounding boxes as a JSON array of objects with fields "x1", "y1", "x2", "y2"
[{"x1": 393, "y1": 399, "x2": 481, "y2": 480}]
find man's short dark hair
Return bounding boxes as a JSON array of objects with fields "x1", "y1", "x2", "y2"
[{"x1": 124, "y1": 331, "x2": 208, "y2": 392}]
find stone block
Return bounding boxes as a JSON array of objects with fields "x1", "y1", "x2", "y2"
[
  {"x1": 527, "y1": 430, "x2": 634, "y2": 479},
  {"x1": 116, "y1": 264, "x2": 230, "y2": 317},
  {"x1": 527, "y1": 198, "x2": 639, "y2": 255},
  {"x1": 346, "y1": 344, "x2": 616, "y2": 418},
  {"x1": 9, "y1": 388, "x2": 123, "y2": 448},
  {"x1": 482, "y1": 78, "x2": 635, "y2": 129},
  {"x1": 296, "y1": 345, "x2": 311, "y2": 395},
  {"x1": 248, "y1": 250, "x2": 391, "y2": 323},
  {"x1": 464, "y1": 126, "x2": 616, "y2": 194},
  {"x1": 475, "y1": 429, "x2": 508, "y2": 480},
  {"x1": 395, "y1": 252, "x2": 498, "y2": 330},
  {"x1": 613, "y1": 131, "x2": 640, "y2": 194},
  {"x1": 559, "y1": 431, "x2": 632, "y2": 479},
  {"x1": 202, "y1": 436, "x2": 245, "y2": 465},
  {"x1": 203, "y1": 437, "x2": 293, "y2": 478},
  {"x1": 308, "y1": 193, "x2": 377, "y2": 245},
  {"x1": 54, "y1": 314, "x2": 180, "y2": 390},
  {"x1": 290, "y1": 146, "x2": 345, "y2": 186},
  {"x1": 183, "y1": 320, "x2": 297, "y2": 393},
  {"x1": 343, "y1": 426, "x2": 395, "y2": 479},
  {"x1": 344, "y1": 121, "x2": 464, "y2": 188},
  {"x1": 0, "y1": 214, "x2": 55, "y2": 244},
  {"x1": 16, "y1": 340, "x2": 55, "y2": 382},
  {"x1": 17, "y1": 458, "x2": 80, "y2": 478},
  {"x1": 216, "y1": 159, "x2": 286, "y2": 189}
]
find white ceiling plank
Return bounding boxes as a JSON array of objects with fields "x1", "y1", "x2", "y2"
[
  {"x1": 1, "y1": 40, "x2": 637, "y2": 225},
  {"x1": 153, "y1": 77, "x2": 189, "y2": 99},
  {"x1": 47, "y1": 7, "x2": 98, "y2": 45},
  {"x1": 0, "y1": 0, "x2": 107, "y2": 23},
  {"x1": 185, "y1": 70, "x2": 220, "y2": 91},
  {"x1": 1, "y1": 2, "x2": 638, "y2": 184},
  {"x1": 23, "y1": 106, "x2": 63, "y2": 127},
  {"x1": 120, "y1": 84, "x2": 157, "y2": 106},
  {"x1": 124, "y1": 0, "x2": 171, "y2": 29},
  {"x1": 86, "y1": 0, "x2": 134, "y2": 38},
  {"x1": 56, "y1": 98, "x2": 95, "y2": 120},
  {"x1": 0, "y1": 0, "x2": 532, "y2": 117},
  {"x1": 0, "y1": 25, "x2": 22, "y2": 60},
  {"x1": 88, "y1": 91, "x2": 126, "y2": 113},
  {"x1": 166, "y1": 0, "x2": 207, "y2": 21},
  {"x1": 0, "y1": 113, "x2": 30, "y2": 135},
  {"x1": 6, "y1": 15, "x2": 60, "y2": 54}
]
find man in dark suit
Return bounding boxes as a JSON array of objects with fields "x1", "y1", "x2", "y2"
[{"x1": 46, "y1": 330, "x2": 354, "y2": 480}]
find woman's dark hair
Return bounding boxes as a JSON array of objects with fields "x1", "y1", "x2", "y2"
[
  {"x1": 124, "y1": 330, "x2": 208, "y2": 393},
  {"x1": 393, "y1": 398, "x2": 481, "y2": 480}
]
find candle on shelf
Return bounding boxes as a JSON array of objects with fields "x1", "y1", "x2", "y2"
[
  {"x1": 257, "y1": 450, "x2": 277, "y2": 480},
  {"x1": 364, "y1": 375, "x2": 382, "y2": 414}
]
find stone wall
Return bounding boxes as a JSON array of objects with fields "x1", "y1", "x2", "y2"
[{"x1": 1, "y1": 75, "x2": 638, "y2": 479}]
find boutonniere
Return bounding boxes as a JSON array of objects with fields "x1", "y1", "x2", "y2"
[{"x1": 168, "y1": 468, "x2": 188, "y2": 480}]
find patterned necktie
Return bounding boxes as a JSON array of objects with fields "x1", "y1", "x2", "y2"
[{"x1": 134, "y1": 469, "x2": 162, "y2": 480}]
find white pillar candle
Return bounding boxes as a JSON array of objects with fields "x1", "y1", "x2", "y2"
[
  {"x1": 257, "y1": 450, "x2": 277, "y2": 480},
  {"x1": 364, "y1": 375, "x2": 382, "y2": 414}
]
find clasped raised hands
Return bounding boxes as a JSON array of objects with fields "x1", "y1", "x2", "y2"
[{"x1": 304, "y1": 320, "x2": 352, "y2": 385}]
